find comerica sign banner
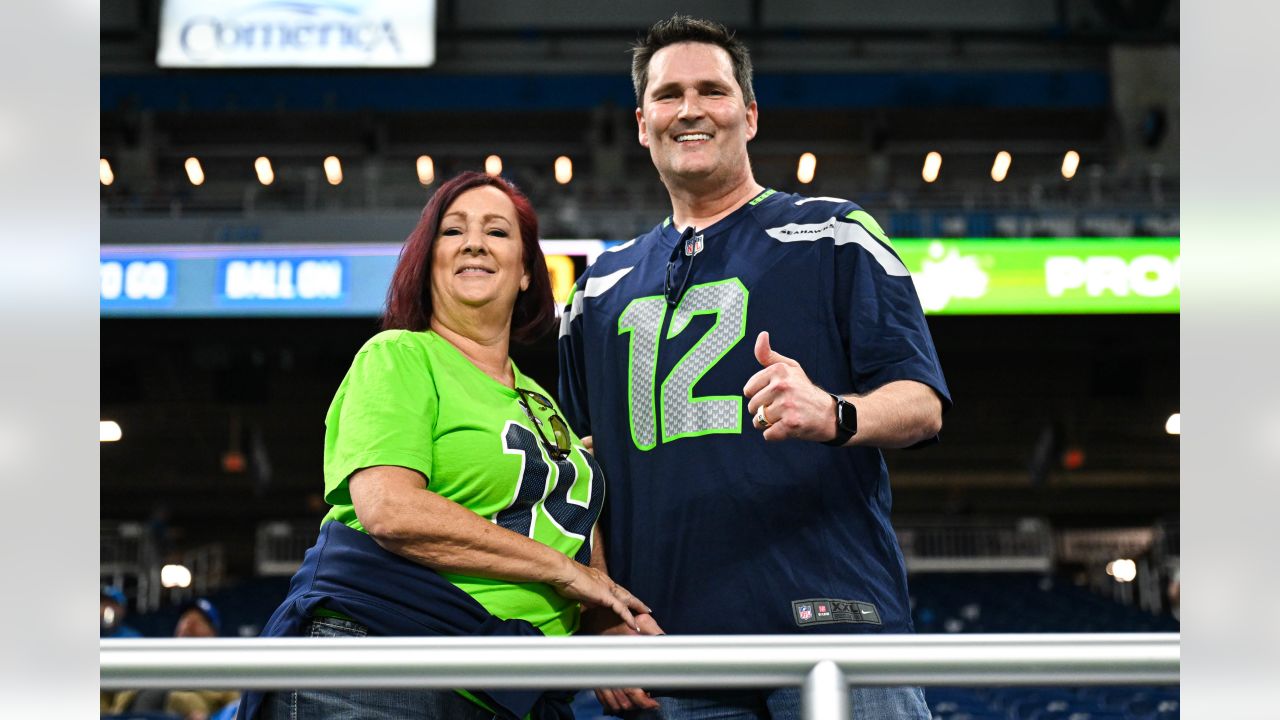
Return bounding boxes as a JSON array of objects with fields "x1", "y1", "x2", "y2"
[
  {"x1": 157, "y1": 0, "x2": 435, "y2": 68},
  {"x1": 101, "y1": 238, "x2": 1178, "y2": 317},
  {"x1": 893, "y1": 238, "x2": 1179, "y2": 314}
]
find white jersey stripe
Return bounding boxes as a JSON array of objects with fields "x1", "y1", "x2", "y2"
[
  {"x1": 793, "y1": 196, "x2": 852, "y2": 205},
  {"x1": 605, "y1": 237, "x2": 639, "y2": 253},
  {"x1": 559, "y1": 290, "x2": 584, "y2": 338},
  {"x1": 559, "y1": 266, "x2": 635, "y2": 338},
  {"x1": 765, "y1": 219, "x2": 909, "y2": 276},
  {"x1": 585, "y1": 266, "x2": 634, "y2": 297}
]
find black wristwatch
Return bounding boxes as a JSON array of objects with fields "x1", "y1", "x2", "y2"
[{"x1": 822, "y1": 392, "x2": 858, "y2": 447}]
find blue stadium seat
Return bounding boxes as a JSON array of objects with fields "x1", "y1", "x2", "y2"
[{"x1": 909, "y1": 573, "x2": 1179, "y2": 636}]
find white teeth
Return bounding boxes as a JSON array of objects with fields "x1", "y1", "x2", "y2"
[
  {"x1": 676, "y1": 133, "x2": 711, "y2": 142},
  {"x1": 458, "y1": 266, "x2": 493, "y2": 274}
]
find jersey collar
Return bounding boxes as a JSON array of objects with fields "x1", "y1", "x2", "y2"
[{"x1": 660, "y1": 188, "x2": 777, "y2": 245}]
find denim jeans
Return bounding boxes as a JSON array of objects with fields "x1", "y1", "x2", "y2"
[
  {"x1": 257, "y1": 617, "x2": 497, "y2": 720},
  {"x1": 629, "y1": 686, "x2": 930, "y2": 720}
]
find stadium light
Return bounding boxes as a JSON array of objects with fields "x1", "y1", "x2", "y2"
[
  {"x1": 100, "y1": 420, "x2": 122, "y2": 443},
  {"x1": 922, "y1": 152, "x2": 942, "y2": 183},
  {"x1": 1165, "y1": 412, "x2": 1180, "y2": 435},
  {"x1": 485, "y1": 155, "x2": 503, "y2": 177},
  {"x1": 254, "y1": 156, "x2": 274, "y2": 186},
  {"x1": 161, "y1": 564, "x2": 193, "y2": 589},
  {"x1": 323, "y1": 156, "x2": 343, "y2": 185},
  {"x1": 1062, "y1": 150, "x2": 1080, "y2": 180},
  {"x1": 554, "y1": 156, "x2": 573, "y2": 185},
  {"x1": 416, "y1": 155, "x2": 435, "y2": 186},
  {"x1": 100, "y1": 158, "x2": 115, "y2": 186},
  {"x1": 184, "y1": 157, "x2": 205, "y2": 186},
  {"x1": 797, "y1": 152, "x2": 817, "y2": 184},
  {"x1": 991, "y1": 151, "x2": 1011, "y2": 183},
  {"x1": 1107, "y1": 558, "x2": 1137, "y2": 583}
]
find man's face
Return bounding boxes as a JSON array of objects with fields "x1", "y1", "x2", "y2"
[
  {"x1": 100, "y1": 599, "x2": 122, "y2": 629},
  {"x1": 175, "y1": 608, "x2": 217, "y2": 637},
  {"x1": 637, "y1": 42, "x2": 758, "y2": 191}
]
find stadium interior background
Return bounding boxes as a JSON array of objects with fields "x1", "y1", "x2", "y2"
[{"x1": 100, "y1": 0, "x2": 1179, "y2": 669}]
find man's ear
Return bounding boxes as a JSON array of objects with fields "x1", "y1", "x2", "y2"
[
  {"x1": 636, "y1": 107, "x2": 650, "y2": 148},
  {"x1": 744, "y1": 101, "x2": 759, "y2": 142}
]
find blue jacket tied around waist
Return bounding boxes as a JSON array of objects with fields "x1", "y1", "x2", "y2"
[{"x1": 237, "y1": 520, "x2": 574, "y2": 720}]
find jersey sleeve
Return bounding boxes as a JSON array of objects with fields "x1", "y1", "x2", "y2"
[
  {"x1": 833, "y1": 211, "x2": 952, "y2": 412},
  {"x1": 323, "y1": 333, "x2": 438, "y2": 505},
  {"x1": 556, "y1": 275, "x2": 592, "y2": 437}
]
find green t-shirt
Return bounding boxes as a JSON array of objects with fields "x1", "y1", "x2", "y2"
[{"x1": 321, "y1": 330, "x2": 605, "y2": 637}]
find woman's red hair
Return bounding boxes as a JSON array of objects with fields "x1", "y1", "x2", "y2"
[{"x1": 382, "y1": 171, "x2": 555, "y2": 344}]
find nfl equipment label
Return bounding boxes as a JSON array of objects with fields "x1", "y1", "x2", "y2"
[{"x1": 791, "y1": 598, "x2": 882, "y2": 627}]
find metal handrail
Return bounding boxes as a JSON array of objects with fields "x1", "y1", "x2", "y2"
[{"x1": 101, "y1": 632, "x2": 1178, "y2": 689}]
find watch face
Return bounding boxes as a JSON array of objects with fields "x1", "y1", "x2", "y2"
[{"x1": 837, "y1": 399, "x2": 857, "y2": 434}]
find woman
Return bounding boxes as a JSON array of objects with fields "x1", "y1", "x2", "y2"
[{"x1": 241, "y1": 172, "x2": 649, "y2": 720}]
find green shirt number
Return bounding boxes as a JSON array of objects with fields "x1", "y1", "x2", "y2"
[{"x1": 618, "y1": 279, "x2": 748, "y2": 450}]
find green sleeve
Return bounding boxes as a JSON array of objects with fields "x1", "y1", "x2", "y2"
[{"x1": 323, "y1": 333, "x2": 437, "y2": 505}]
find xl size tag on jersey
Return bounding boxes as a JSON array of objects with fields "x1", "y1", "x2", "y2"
[{"x1": 791, "y1": 598, "x2": 882, "y2": 627}]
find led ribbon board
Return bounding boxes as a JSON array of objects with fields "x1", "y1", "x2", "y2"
[
  {"x1": 892, "y1": 238, "x2": 1179, "y2": 315},
  {"x1": 101, "y1": 241, "x2": 608, "y2": 317},
  {"x1": 101, "y1": 238, "x2": 1176, "y2": 317},
  {"x1": 100, "y1": 257, "x2": 177, "y2": 309}
]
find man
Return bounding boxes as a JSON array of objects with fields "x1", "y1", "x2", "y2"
[
  {"x1": 100, "y1": 585, "x2": 143, "y2": 714},
  {"x1": 109, "y1": 597, "x2": 241, "y2": 720},
  {"x1": 558, "y1": 14, "x2": 950, "y2": 720},
  {"x1": 100, "y1": 585, "x2": 142, "y2": 638},
  {"x1": 176, "y1": 597, "x2": 222, "y2": 638}
]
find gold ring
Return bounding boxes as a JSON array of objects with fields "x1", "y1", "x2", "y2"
[{"x1": 755, "y1": 406, "x2": 772, "y2": 429}]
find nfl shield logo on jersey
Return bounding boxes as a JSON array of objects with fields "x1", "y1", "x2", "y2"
[
  {"x1": 685, "y1": 233, "x2": 704, "y2": 257},
  {"x1": 798, "y1": 604, "x2": 813, "y2": 621}
]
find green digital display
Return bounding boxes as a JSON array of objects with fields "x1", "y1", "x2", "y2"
[{"x1": 892, "y1": 238, "x2": 1180, "y2": 315}]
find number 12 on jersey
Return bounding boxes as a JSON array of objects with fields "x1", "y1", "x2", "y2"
[{"x1": 617, "y1": 278, "x2": 748, "y2": 450}]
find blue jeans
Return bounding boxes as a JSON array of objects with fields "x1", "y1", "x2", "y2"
[
  {"x1": 257, "y1": 617, "x2": 497, "y2": 720},
  {"x1": 629, "y1": 686, "x2": 930, "y2": 720}
]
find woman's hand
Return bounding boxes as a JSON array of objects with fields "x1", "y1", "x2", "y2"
[
  {"x1": 581, "y1": 607, "x2": 666, "y2": 714},
  {"x1": 549, "y1": 559, "x2": 650, "y2": 632}
]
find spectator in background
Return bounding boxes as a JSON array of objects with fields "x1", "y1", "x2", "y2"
[
  {"x1": 176, "y1": 597, "x2": 222, "y2": 638},
  {"x1": 107, "y1": 598, "x2": 240, "y2": 720},
  {"x1": 100, "y1": 585, "x2": 141, "y2": 638},
  {"x1": 101, "y1": 585, "x2": 142, "y2": 713}
]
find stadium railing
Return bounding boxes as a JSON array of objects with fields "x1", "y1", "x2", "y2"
[
  {"x1": 101, "y1": 632, "x2": 1179, "y2": 720},
  {"x1": 254, "y1": 521, "x2": 314, "y2": 576},
  {"x1": 898, "y1": 519, "x2": 1054, "y2": 572}
]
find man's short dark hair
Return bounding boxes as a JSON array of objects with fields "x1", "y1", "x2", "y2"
[{"x1": 631, "y1": 14, "x2": 755, "y2": 108}]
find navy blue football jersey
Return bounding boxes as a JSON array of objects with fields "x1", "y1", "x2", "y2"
[{"x1": 558, "y1": 189, "x2": 951, "y2": 635}]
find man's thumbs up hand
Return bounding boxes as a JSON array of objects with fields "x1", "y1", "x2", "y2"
[{"x1": 744, "y1": 331, "x2": 837, "y2": 443}]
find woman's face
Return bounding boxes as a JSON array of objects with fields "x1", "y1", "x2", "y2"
[{"x1": 430, "y1": 185, "x2": 530, "y2": 326}]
